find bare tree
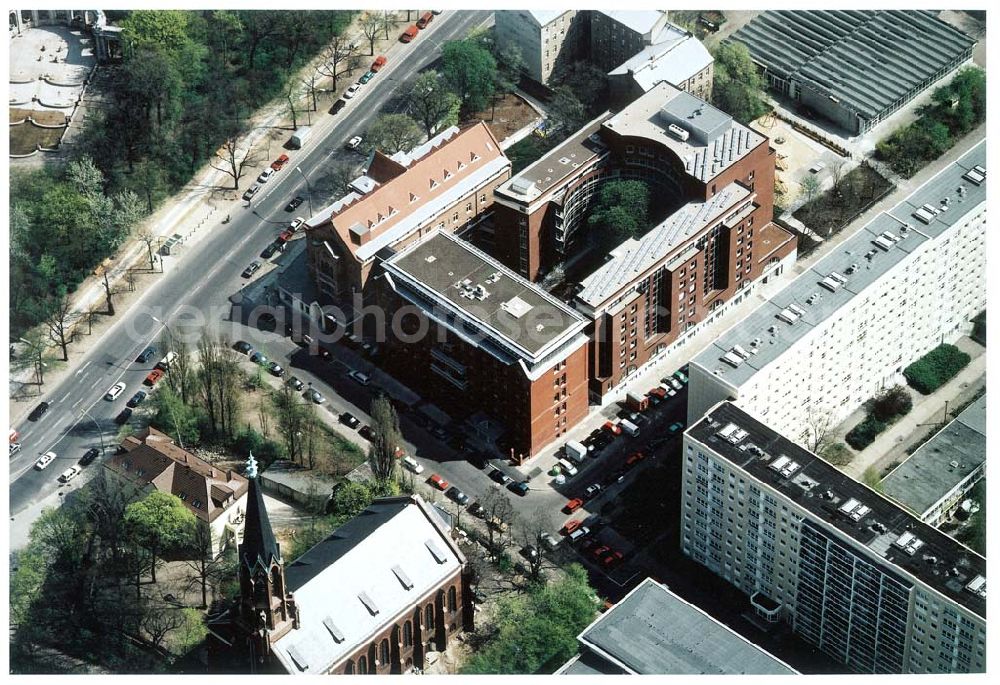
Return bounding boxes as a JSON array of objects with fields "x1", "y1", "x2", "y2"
[
  {"x1": 210, "y1": 135, "x2": 263, "y2": 191},
  {"x1": 301, "y1": 73, "x2": 321, "y2": 112},
  {"x1": 516, "y1": 507, "x2": 555, "y2": 581},
  {"x1": 197, "y1": 336, "x2": 243, "y2": 440},
  {"x1": 479, "y1": 487, "x2": 516, "y2": 557},
  {"x1": 360, "y1": 12, "x2": 380, "y2": 56},
  {"x1": 137, "y1": 231, "x2": 159, "y2": 271},
  {"x1": 12, "y1": 330, "x2": 49, "y2": 385},
  {"x1": 163, "y1": 335, "x2": 196, "y2": 405},
  {"x1": 317, "y1": 36, "x2": 358, "y2": 92},
  {"x1": 258, "y1": 400, "x2": 271, "y2": 437},
  {"x1": 804, "y1": 405, "x2": 837, "y2": 456},
  {"x1": 831, "y1": 160, "x2": 848, "y2": 193},
  {"x1": 102, "y1": 268, "x2": 120, "y2": 316},
  {"x1": 285, "y1": 82, "x2": 301, "y2": 129},
  {"x1": 139, "y1": 603, "x2": 187, "y2": 650},
  {"x1": 181, "y1": 524, "x2": 230, "y2": 609},
  {"x1": 43, "y1": 293, "x2": 76, "y2": 361},
  {"x1": 274, "y1": 383, "x2": 307, "y2": 464},
  {"x1": 380, "y1": 10, "x2": 395, "y2": 40}
]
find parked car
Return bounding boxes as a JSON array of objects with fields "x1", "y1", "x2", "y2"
[
  {"x1": 233, "y1": 341, "x2": 253, "y2": 354},
  {"x1": 467, "y1": 502, "x2": 486, "y2": 518},
  {"x1": 344, "y1": 84, "x2": 361, "y2": 99},
  {"x1": 277, "y1": 229, "x2": 294, "y2": 243},
  {"x1": 59, "y1": 465, "x2": 83, "y2": 483},
  {"x1": 568, "y1": 525, "x2": 592, "y2": 542},
  {"x1": 243, "y1": 184, "x2": 262, "y2": 201},
  {"x1": 339, "y1": 412, "x2": 360, "y2": 429},
  {"x1": 115, "y1": 408, "x2": 133, "y2": 425},
  {"x1": 561, "y1": 519, "x2": 582, "y2": 535},
  {"x1": 429, "y1": 474, "x2": 450, "y2": 491},
  {"x1": 241, "y1": 262, "x2": 262, "y2": 278},
  {"x1": 249, "y1": 351, "x2": 268, "y2": 365},
  {"x1": 667, "y1": 421, "x2": 685, "y2": 434},
  {"x1": 144, "y1": 369, "x2": 165, "y2": 386},
  {"x1": 625, "y1": 451, "x2": 646, "y2": 468},
  {"x1": 35, "y1": 451, "x2": 57, "y2": 470},
  {"x1": 563, "y1": 498, "x2": 584, "y2": 514},
  {"x1": 78, "y1": 447, "x2": 100, "y2": 467},
  {"x1": 10, "y1": 442, "x2": 22, "y2": 457},
  {"x1": 509, "y1": 481, "x2": 530, "y2": 496},
  {"x1": 668, "y1": 378, "x2": 683, "y2": 391},
  {"x1": 127, "y1": 391, "x2": 147, "y2": 408},
  {"x1": 268, "y1": 362, "x2": 285, "y2": 377},
  {"x1": 603, "y1": 420, "x2": 622, "y2": 436},
  {"x1": 257, "y1": 167, "x2": 276, "y2": 184},
  {"x1": 416, "y1": 12, "x2": 433, "y2": 29},
  {"x1": 104, "y1": 382, "x2": 127, "y2": 401},
  {"x1": 346, "y1": 136, "x2": 363, "y2": 151},
  {"x1": 348, "y1": 370, "x2": 371, "y2": 386},
  {"x1": 270, "y1": 154, "x2": 290, "y2": 171},
  {"x1": 489, "y1": 468, "x2": 513, "y2": 486},
  {"x1": 359, "y1": 425, "x2": 374, "y2": 441},
  {"x1": 370, "y1": 55, "x2": 387, "y2": 71},
  {"x1": 289, "y1": 217, "x2": 306, "y2": 232},
  {"x1": 541, "y1": 532, "x2": 560, "y2": 550},
  {"x1": 260, "y1": 243, "x2": 280, "y2": 259},
  {"x1": 286, "y1": 376, "x2": 304, "y2": 391},
  {"x1": 136, "y1": 346, "x2": 156, "y2": 363},
  {"x1": 400, "y1": 24, "x2": 418, "y2": 42},
  {"x1": 285, "y1": 196, "x2": 304, "y2": 212},
  {"x1": 446, "y1": 487, "x2": 469, "y2": 505},
  {"x1": 330, "y1": 99, "x2": 346, "y2": 115},
  {"x1": 584, "y1": 483, "x2": 603, "y2": 499},
  {"x1": 402, "y1": 456, "x2": 424, "y2": 474},
  {"x1": 590, "y1": 544, "x2": 612, "y2": 561},
  {"x1": 358, "y1": 70, "x2": 375, "y2": 84},
  {"x1": 601, "y1": 550, "x2": 625, "y2": 568},
  {"x1": 303, "y1": 388, "x2": 326, "y2": 404}
]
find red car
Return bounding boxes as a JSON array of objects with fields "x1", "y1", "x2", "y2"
[
  {"x1": 371, "y1": 55, "x2": 387, "y2": 72},
  {"x1": 429, "y1": 474, "x2": 450, "y2": 491},
  {"x1": 603, "y1": 421, "x2": 622, "y2": 436},
  {"x1": 590, "y1": 545, "x2": 611, "y2": 560},
  {"x1": 271, "y1": 154, "x2": 290, "y2": 171},
  {"x1": 144, "y1": 369, "x2": 165, "y2": 387},
  {"x1": 277, "y1": 229, "x2": 294, "y2": 243},
  {"x1": 601, "y1": 550, "x2": 625, "y2": 568},
  {"x1": 563, "y1": 498, "x2": 584, "y2": 514},
  {"x1": 625, "y1": 451, "x2": 646, "y2": 468},
  {"x1": 649, "y1": 387, "x2": 667, "y2": 398},
  {"x1": 561, "y1": 519, "x2": 582, "y2": 536}
]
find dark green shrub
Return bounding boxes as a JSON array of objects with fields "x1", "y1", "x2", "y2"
[
  {"x1": 903, "y1": 344, "x2": 971, "y2": 394},
  {"x1": 868, "y1": 385, "x2": 913, "y2": 422},
  {"x1": 845, "y1": 416, "x2": 887, "y2": 451}
]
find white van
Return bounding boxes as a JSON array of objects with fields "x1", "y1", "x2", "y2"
[
  {"x1": 565, "y1": 440, "x2": 588, "y2": 465},
  {"x1": 59, "y1": 465, "x2": 82, "y2": 483},
  {"x1": 620, "y1": 418, "x2": 640, "y2": 438},
  {"x1": 155, "y1": 351, "x2": 177, "y2": 371},
  {"x1": 402, "y1": 456, "x2": 424, "y2": 474},
  {"x1": 557, "y1": 458, "x2": 578, "y2": 477},
  {"x1": 568, "y1": 526, "x2": 591, "y2": 542}
]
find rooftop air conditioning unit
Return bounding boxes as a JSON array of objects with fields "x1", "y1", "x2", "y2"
[{"x1": 667, "y1": 123, "x2": 690, "y2": 141}]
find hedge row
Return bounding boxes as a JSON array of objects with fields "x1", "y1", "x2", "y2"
[
  {"x1": 903, "y1": 343, "x2": 971, "y2": 395},
  {"x1": 845, "y1": 416, "x2": 887, "y2": 451}
]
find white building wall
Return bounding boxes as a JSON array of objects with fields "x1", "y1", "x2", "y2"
[
  {"x1": 681, "y1": 433, "x2": 986, "y2": 674},
  {"x1": 690, "y1": 200, "x2": 986, "y2": 444}
]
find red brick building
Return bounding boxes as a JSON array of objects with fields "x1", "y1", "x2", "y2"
[
  {"x1": 213, "y1": 460, "x2": 472, "y2": 675},
  {"x1": 381, "y1": 231, "x2": 590, "y2": 460},
  {"x1": 305, "y1": 122, "x2": 510, "y2": 305},
  {"x1": 492, "y1": 82, "x2": 796, "y2": 401}
]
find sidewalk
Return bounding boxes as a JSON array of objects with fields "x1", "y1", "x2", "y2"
[
  {"x1": 841, "y1": 337, "x2": 986, "y2": 480},
  {"x1": 8, "y1": 11, "x2": 429, "y2": 422}
]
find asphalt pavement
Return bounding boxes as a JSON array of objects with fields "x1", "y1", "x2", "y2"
[{"x1": 8, "y1": 10, "x2": 491, "y2": 531}]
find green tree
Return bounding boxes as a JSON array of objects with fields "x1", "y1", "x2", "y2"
[
  {"x1": 862, "y1": 465, "x2": 884, "y2": 492},
  {"x1": 957, "y1": 480, "x2": 985, "y2": 555},
  {"x1": 712, "y1": 41, "x2": 769, "y2": 124},
  {"x1": 151, "y1": 384, "x2": 202, "y2": 446},
  {"x1": 406, "y1": 70, "x2": 461, "y2": 137},
  {"x1": 546, "y1": 86, "x2": 587, "y2": 135},
  {"x1": 462, "y1": 563, "x2": 598, "y2": 674},
  {"x1": 868, "y1": 385, "x2": 913, "y2": 422},
  {"x1": 800, "y1": 174, "x2": 820, "y2": 204},
  {"x1": 368, "y1": 394, "x2": 402, "y2": 483},
  {"x1": 366, "y1": 113, "x2": 423, "y2": 154},
  {"x1": 124, "y1": 491, "x2": 198, "y2": 584},
  {"x1": 440, "y1": 39, "x2": 498, "y2": 113},
  {"x1": 587, "y1": 179, "x2": 651, "y2": 240},
  {"x1": 821, "y1": 442, "x2": 854, "y2": 467},
  {"x1": 331, "y1": 481, "x2": 375, "y2": 518},
  {"x1": 550, "y1": 61, "x2": 609, "y2": 115}
]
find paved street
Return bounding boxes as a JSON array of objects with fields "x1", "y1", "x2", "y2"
[{"x1": 8, "y1": 9, "x2": 491, "y2": 539}]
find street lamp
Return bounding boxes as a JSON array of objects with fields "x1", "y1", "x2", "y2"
[
  {"x1": 80, "y1": 406, "x2": 107, "y2": 457},
  {"x1": 294, "y1": 166, "x2": 315, "y2": 217}
]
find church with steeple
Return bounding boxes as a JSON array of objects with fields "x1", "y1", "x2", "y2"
[{"x1": 208, "y1": 453, "x2": 473, "y2": 674}]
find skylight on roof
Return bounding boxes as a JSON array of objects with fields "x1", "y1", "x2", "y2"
[
  {"x1": 358, "y1": 591, "x2": 380, "y2": 615},
  {"x1": 392, "y1": 564, "x2": 414, "y2": 590},
  {"x1": 500, "y1": 296, "x2": 533, "y2": 319},
  {"x1": 322, "y1": 616, "x2": 345, "y2": 642},
  {"x1": 425, "y1": 539, "x2": 448, "y2": 564}
]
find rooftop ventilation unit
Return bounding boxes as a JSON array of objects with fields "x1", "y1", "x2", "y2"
[
  {"x1": 750, "y1": 337, "x2": 762, "y2": 348},
  {"x1": 722, "y1": 351, "x2": 744, "y2": 368},
  {"x1": 962, "y1": 167, "x2": 985, "y2": 186},
  {"x1": 776, "y1": 308, "x2": 800, "y2": 324},
  {"x1": 820, "y1": 271, "x2": 848, "y2": 292},
  {"x1": 732, "y1": 345, "x2": 751, "y2": 360},
  {"x1": 667, "y1": 123, "x2": 690, "y2": 141},
  {"x1": 768, "y1": 455, "x2": 800, "y2": 478},
  {"x1": 873, "y1": 235, "x2": 894, "y2": 251},
  {"x1": 892, "y1": 531, "x2": 925, "y2": 556},
  {"x1": 838, "y1": 498, "x2": 871, "y2": 522},
  {"x1": 912, "y1": 204, "x2": 941, "y2": 224},
  {"x1": 717, "y1": 423, "x2": 748, "y2": 444},
  {"x1": 472, "y1": 285, "x2": 490, "y2": 300},
  {"x1": 844, "y1": 263, "x2": 860, "y2": 275},
  {"x1": 806, "y1": 293, "x2": 820, "y2": 305},
  {"x1": 558, "y1": 157, "x2": 572, "y2": 165},
  {"x1": 965, "y1": 574, "x2": 987, "y2": 598}
]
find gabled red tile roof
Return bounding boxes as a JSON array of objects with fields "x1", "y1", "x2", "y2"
[
  {"x1": 309, "y1": 121, "x2": 505, "y2": 262},
  {"x1": 107, "y1": 427, "x2": 249, "y2": 522}
]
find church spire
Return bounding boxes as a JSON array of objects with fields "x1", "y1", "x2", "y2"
[{"x1": 239, "y1": 452, "x2": 280, "y2": 573}]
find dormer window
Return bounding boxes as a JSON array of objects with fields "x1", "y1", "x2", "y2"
[
  {"x1": 429, "y1": 178, "x2": 438, "y2": 189},
  {"x1": 179, "y1": 493, "x2": 188, "y2": 501},
  {"x1": 192, "y1": 499, "x2": 203, "y2": 509},
  {"x1": 470, "y1": 152, "x2": 479, "y2": 162},
  {"x1": 409, "y1": 192, "x2": 418, "y2": 203},
  {"x1": 443, "y1": 169, "x2": 452, "y2": 180},
  {"x1": 457, "y1": 161, "x2": 466, "y2": 171}
]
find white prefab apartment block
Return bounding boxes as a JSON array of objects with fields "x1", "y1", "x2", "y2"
[
  {"x1": 687, "y1": 141, "x2": 986, "y2": 446},
  {"x1": 682, "y1": 402, "x2": 986, "y2": 674}
]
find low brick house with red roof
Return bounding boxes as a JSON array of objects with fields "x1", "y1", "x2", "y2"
[{"x1": 106, "y1": 427, "x2": 250, "y2": 557}]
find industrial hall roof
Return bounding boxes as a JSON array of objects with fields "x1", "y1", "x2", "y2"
[{"x1": 731, "y1": 10, "x2": 975, "y2": 120}]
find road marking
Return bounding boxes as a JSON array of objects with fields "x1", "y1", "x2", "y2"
[
  {"x1": 75, "y1": 361, "x2": 91, "y2": 375},
  {"x1": 59, "y1": 392, "x2": 70, "y2": 403},
  {"x1": 90, "y1": 377, "x2": 102, "y2": 389},
  {"x1": 71, "y1": 397, "x2": 83, "y2": 409}
]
